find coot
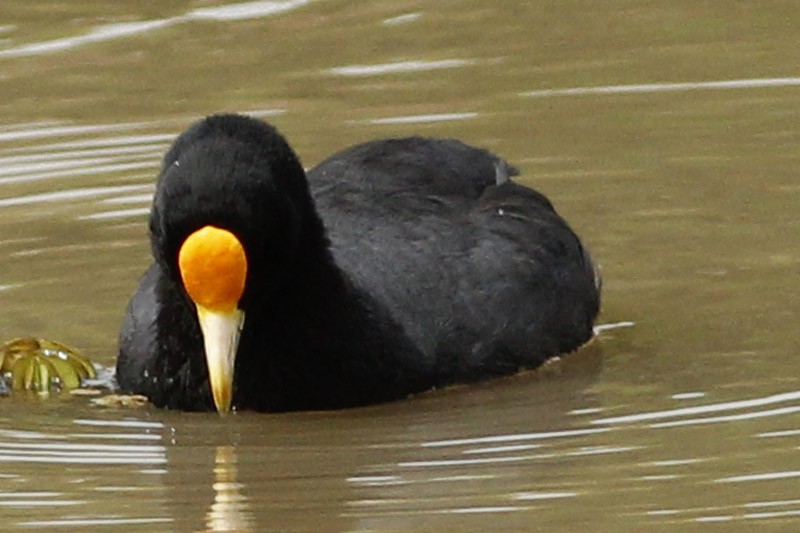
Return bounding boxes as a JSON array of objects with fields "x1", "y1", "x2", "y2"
[{"x1": 116, "y1": 114, "x2": 600, "y2": 412}]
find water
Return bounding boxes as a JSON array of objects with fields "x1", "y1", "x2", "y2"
[{"x1": 2, "y1": 1, "x2": 800, "y2": 530}]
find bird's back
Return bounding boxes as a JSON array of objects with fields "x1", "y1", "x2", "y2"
[{"x1": 307, "y1": 137, "x2": 600, "y2": 381}]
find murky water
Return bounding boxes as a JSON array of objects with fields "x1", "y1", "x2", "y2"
[{"x1": 2, "y1": 1, "x2": 800, "y2": 531}]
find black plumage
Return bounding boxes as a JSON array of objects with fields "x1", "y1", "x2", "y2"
[{"x1": 116, "y1": 114, "x2": 600, "y2": 412}]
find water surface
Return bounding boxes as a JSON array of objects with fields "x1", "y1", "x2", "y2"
[{"x1": 2, "y1": 1, "x2": 800, "y2": 531}]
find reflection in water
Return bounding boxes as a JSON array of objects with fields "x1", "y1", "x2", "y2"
[
  {"x1": 0, "y1": 440, "x2": 165, "y2": 464},
  {"x1": 0, "y1": 418, "x2": 166, "y2": 465},
  {"x1": 1, "y1": 415, "x2": 171, "y2": 529},
  {"x1": 19, "y1": 517, "x2": 174, "y2": 528},
  {"x1": 344, "y1": 422, "x2": 625, "y2": 521},
  {"x1": 205, "y1": 445, "x2": 254, "y2": 533}
]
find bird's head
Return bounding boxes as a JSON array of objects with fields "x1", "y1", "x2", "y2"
[{"x1": 149, "y1": 114, "x2": 319, "y2": 413}]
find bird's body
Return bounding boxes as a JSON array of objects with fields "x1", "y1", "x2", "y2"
[{"x1": 116, "y1": 114, "x2": 600, "y2": 412}]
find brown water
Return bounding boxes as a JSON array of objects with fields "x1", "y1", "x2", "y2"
[{"x1": 2, "y1": 1, "x2": 800, "y2": 531}]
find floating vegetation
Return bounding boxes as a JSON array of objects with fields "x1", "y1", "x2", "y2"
[
  {"x1": 90, "y1": 393, "x2": 149, "y2": 408},
  {"x1": 0, "y1": 337, "x2": 97, "y2": 394}
]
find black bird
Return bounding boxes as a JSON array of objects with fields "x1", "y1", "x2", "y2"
[{"x1": 116, "y1": 114, "x2": 600, "y2": 413}]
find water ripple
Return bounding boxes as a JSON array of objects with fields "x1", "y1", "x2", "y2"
[
  {"x1": 0, "y1": 121, "x2": 163, "y2": 224},
  {"x1": 6, "y1": 133, "x2": 173, "y2": 151},
  {"x1": 423, "y1": 427, "x2": 613, "y2": 447},
  {"x1": 593, "y1": 390, "x2": 800, "y2": 426},
  {"x1": 0, "y1": 160, "x2": 156, "y2": 186},
  {"x1": 522, "y1": 76, "x2": 800, "y2": 98},
  {"x1": 657, "y1": 498, "x2": 800, "y2": 524},
  {"x1": 0, "y1": 417, "x2": 166, "y2": 467},
  {"x1": 0, "y1": 122, "x2": 153, "y2": 142},
  {"x1": 649, "y1": 405, "x2": 800, "y2": 429},
  {"x1": 72, "y1": 418, "x2": 164, "y2": 429},
  {"x1": 382, "y1": 13, "x2": 422, "y2": 26},
  {"x1": 757, "y1": 429, "x2": 800, "y2": 438},
  {"x1": 329, "y1": 58, "x2": 472, "y2": 77},
  {"x1": 19, "y1": 517, "x2": 174, "y2": 527},
  {"x1": 0, "y1": 1, "x2": 314, "y2": 59},
  {"x1": 0, "y1": 185, "x2": 151, "y2": 209},
  {"x1": 364, "y1": 112, "x2": 478, "y2": 125},
  {"x1": 80, "y1": 207, "x2": 151, "y2": 220},
  {"x1": 514, "y1": 492, "x2": 576, "y2": 501},
  {"x1": 716, "y1": 470, "x2": 800, "y2": 483},
  {"x1": 0, "y1": 415, "x2": 170, "y2": 529},
  {"x1": 398, "y1": 454, "x2": 551, "y2": 468},
  {"x1": 189, "y1": 0, "x2": 312, "y2": 22}
]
